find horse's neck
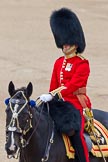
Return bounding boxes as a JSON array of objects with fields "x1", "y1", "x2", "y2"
[
  {"x1": 26, "y1": 109, "x2": 52, "y2": 157},
  {"x1": 22, "y1": 109, "x2": 67, "y2": 162}
]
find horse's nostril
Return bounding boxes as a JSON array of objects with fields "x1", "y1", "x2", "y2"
[
  {"x1": 6, "y1": 148, "x2": 14, "y2": 155},
  {"x1": 5, "y1": 143, "x2": 17, "y2": 153},
  {"x1": 9, "y1": 144, "x2": 16, "y2": 151}
]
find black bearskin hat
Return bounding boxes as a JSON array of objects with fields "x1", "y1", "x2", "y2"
[{"x1": 50, "y1": 8, "x2": 86, "y2": 53}]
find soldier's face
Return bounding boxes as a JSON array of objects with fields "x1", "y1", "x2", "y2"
[{"x1": 63, "y1": 45, "x2": 71, "y2": 53}]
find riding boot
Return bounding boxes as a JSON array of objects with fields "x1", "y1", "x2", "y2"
[{"x1": 69, "y1": 131, "x2": 89, "y2": 162}]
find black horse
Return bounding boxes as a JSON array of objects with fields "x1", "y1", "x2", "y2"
[
  {"x1": 92, "y1": 109, "x2": 108, "y2": 130},
  {"x1": 5, "y1": 81, "x2": 108, "y2": 162}
]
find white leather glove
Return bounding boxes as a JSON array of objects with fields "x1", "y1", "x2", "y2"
[{"x1": 39, "y1": 94, "x2": 53, "y2": 102}]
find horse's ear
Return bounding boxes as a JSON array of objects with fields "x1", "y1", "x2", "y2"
[
  {"x1": 8, "y1": 81, "x2": 15, "y2": 97},
  {"x1": 26, "y1": 82, "x2": 33, "y2": 98}
]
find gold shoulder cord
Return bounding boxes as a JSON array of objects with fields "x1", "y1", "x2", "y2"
[{"x1": 77, "y1": 54, "x2": 86, "y2": 60}]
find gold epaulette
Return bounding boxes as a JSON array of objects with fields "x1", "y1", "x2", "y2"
[{"x1": 77, "y1": 54, "x2": 86, "y2": 60}]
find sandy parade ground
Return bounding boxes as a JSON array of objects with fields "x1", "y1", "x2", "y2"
[{"x1": 0, "y1": 0, "x2": 108, "y2": 161}]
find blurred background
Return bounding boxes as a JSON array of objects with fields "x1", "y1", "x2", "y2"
[{"x1": 0, "y1": 0, "x2": 108, "y2": 161}]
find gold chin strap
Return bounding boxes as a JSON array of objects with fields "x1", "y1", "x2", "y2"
[{"x1": 63, "y1": 45, "x2": 77, "y2": 59}]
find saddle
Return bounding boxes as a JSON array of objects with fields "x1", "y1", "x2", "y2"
[{"x1": 63, "y1": 119, "x2": 108, "y2": 159}]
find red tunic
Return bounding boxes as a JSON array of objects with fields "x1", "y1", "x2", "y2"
[{"x1": 49, "y1": 55, "x2": 91, "y2": 110}]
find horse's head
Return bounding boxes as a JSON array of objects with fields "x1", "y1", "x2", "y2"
[{"x1": 5, "y1": 81, "x2": 33, "y2": 158}]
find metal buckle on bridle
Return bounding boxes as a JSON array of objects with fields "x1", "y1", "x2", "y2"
[{"x1": 41, "y1": 156, "x2": 49, "y2": 162}]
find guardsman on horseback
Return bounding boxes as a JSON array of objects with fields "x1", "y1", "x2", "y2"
[{"x1": 39, "y1": 8, "x2": 92, "y2": 162}]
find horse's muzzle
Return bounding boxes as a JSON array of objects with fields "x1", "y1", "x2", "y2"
[{"x1": 5, "y1": 143, "x2": 18, "y2": 156}]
